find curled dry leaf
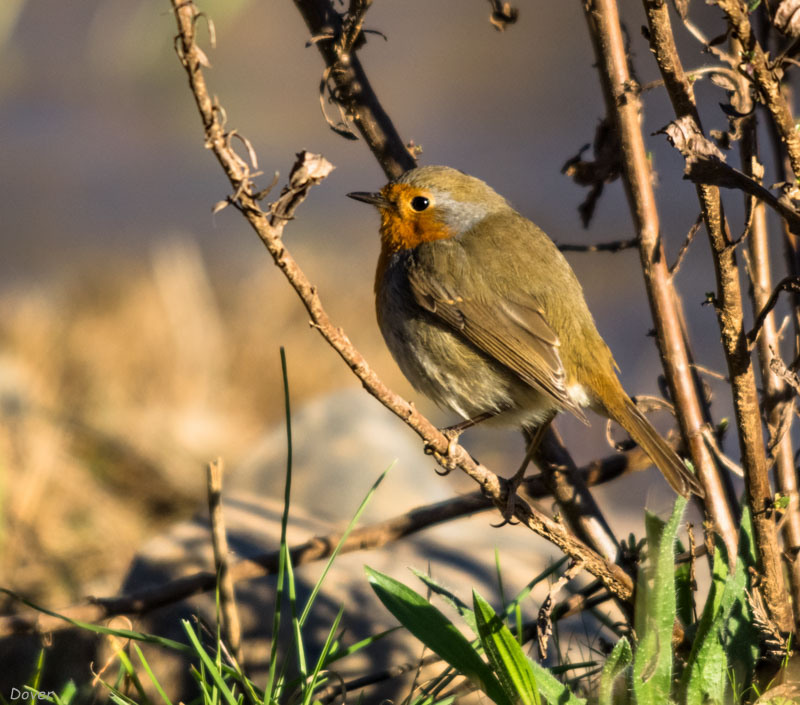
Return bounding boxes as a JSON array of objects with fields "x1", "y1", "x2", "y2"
[
  {"x1": 660, "y1": 114, "x2": 727, "y2": 166},
  {"x1": 562, "y1": 118, "x2": 622, "y2": 227},
  {"x1": 775, "y1": 0, "x2": 800, "y2": 36},
  {"x1": 289, "y1": 151, "x2": 335, "y2": 189}
]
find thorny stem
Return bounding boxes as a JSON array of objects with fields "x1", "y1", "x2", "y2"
[
  {"x1": 641, "y1": 0, "x2": 792, "y2": 632},
  {"x1": 580, "y1": 0, "x2": 738, "y2": 559},
  {"x1": 170, "y1": 0, "x2": 634, "y2": 602}
]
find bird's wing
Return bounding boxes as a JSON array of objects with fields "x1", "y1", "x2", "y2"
[{"x1": 407, "y1": 262, "x2": 588, "y2": 423}]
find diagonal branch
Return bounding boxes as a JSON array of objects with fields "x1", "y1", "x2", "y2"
[
  {"x1": 170, "y1": 0, "x2": 634, "y2": 602},
  {"x1": 747, "y1": 276, "x2": 800, "y2": 346}
]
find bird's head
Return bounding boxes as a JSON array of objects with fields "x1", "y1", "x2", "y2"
[{"x1": 348, "y1": 166, "x2": 509, "y2": 254}]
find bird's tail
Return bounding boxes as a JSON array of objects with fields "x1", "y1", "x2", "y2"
[{"x1": 605, "y1": 394, "x2": 705, "y2": 499}]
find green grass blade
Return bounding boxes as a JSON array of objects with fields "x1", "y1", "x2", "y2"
[
  {"x1": 284, "y1": 537, "x2": 307, "y2": 678},
  {"x1": 303, "y1": 604, "x2": 344, "y2": 705},
  {"x1": 598, "y1": 637, "x2": 632, "y2": 704},
  {"x1": 683, "y1": 506, "x2": 757, "y2": 704},
  {"x1": 0, "y1": 587, "x2": 191, "y2": 654},
  {"x1": 182, "y1": 619, "x2": 238, "y2": 705},
  {"x1": 56, "y1": 682, "x2": 77, "y2": 705},
  {"x1": 473, "y1": 590, "x2": 540, "y2": 705},
  {"x1": 298, "y1": 462, "x2": 393, "y2": 627},
  {"x1": 323, "y1": 626, "x2": 400, "y2": 665},
  {"x1": 265, "y1": 347, "x2": 294, "y2": 702},
  {"x1": 134, "y1": 643, "x2": 174, "y2": 705},
  {"x1": 366, "y1": 567, "x2": 511, "y2": 705}
]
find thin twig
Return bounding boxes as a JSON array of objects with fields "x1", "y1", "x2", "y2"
[
  {"x1": 532, "y1": 427, "x2": 619, "y2": 562},
  {"x1": 537, "y1": 560, "x2": 584, "y2": 659},
  {"x1": 486, "y1": 0, "x2": 519, "y2": 31},
  {"x1": 558, "y1": 238, "x2": 638, "y2": 253},
  {"x1": 717, "y1": 0, "x2": 800, "y2": 182},
  {"x1": 669, "y1": 213, "x2": 703, "y2": 277},
  {"x1": 747, "y1": 276, "x2": 800, "y2": 347},
  {"x1": 206, "y1": 458, "x2": 243, "y2": 665}
]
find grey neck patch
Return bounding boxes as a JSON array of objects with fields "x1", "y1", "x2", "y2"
[{"x1": 430, "y1": 190, "x2": 491, "y2": 235}]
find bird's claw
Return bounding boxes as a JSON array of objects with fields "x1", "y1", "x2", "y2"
[
  {"x1": 491, "y1": 472, "x2": 525, "y2": 527},
  {"x1": 424, "y1": 427, "x2": 462, "y2": 475}
]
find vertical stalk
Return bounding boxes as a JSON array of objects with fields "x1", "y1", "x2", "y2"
[
  {"x1": 641, "y1": 0, "x2": 793, "y2": 633},
  {"x1": 736, "y1": 49, "x2": 800, "y2": 627},
  {"x1": 580, "y1": 0, "x2": 738, "y2": 561}
]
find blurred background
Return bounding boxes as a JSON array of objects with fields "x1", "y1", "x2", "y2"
[{"x1": 0, "y1": 0, "x2": 779, "y2": 650}]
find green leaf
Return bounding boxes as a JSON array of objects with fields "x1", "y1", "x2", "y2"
[
  {"x1": 683, "y1": 506, "x2": 758, "y2": 703},
  {"x1": 528, "y1": 662, "x2": 586, "y2": 705},
  {"x1": 473, "y1": 590, "x2": 541, "y2": 705},
  {"x1": 598, "y1": 637, "x2": 632, "y2": 704},
  {"x1": 412, "y1": 569, "x2": 478, "y2": 635},
  {"x1": 366, "y1": 567, "x2": 511, "y2": 705},
  {"x1": 632, "y1": 497, "x2": 687, "y2": 703}
]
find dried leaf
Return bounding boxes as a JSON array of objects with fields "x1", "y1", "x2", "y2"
[
  {"x1": 659, "y1": 115, "x2": 728, "y2": 178},
  {"x1": 289, "y1": 151, "x2": 335, "y2": 190},
  {"x1": 194, "y1": 45, "x2": 212, "y2": 68},
  {"x1": 562, "y1": 118, "x2": 623, "y2": 227},
  {"x1": 709, "y1": 72, "x2": 738, "y2": 92},
  {"x1": 212, "y1": 199, "x2": 229, "y2": 214},
  {"x1": 775, "y1": 0, "x2": 800, "y2": 36},
  {"x1": 671, "y1": 0, "x2": 690, "y2": 20},
  {"x1": 489, "y1": 2, "x2": 518, "y2": 31}
]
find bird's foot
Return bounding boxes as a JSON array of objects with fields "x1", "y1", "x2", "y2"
[
  {"x1": 424, "y1": 426, "x2": 462, "y2": 475},
  {"x1": 492, "y1": 465, "x2": 528, "y2": 527}
]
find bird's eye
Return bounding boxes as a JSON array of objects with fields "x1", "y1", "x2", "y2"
[{"x1": 410, "y1": 196, "x2": 430, "y2": 212}]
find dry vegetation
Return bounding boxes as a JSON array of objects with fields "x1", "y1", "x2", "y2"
[{"x1": 0, "y1": 238, "x2": 394, "y2": 608}]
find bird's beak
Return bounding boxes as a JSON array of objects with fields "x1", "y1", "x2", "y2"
[{"x1": 347, "y1": 191, "x2": 390, "y2": 209}]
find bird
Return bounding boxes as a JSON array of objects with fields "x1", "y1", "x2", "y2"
[{"x1": 347, "y1": 165, "x2": 704, "y2": 503}]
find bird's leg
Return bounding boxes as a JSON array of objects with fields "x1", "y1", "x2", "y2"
[
  {"x1": 425, "y1": 412, "x2": 495, "y2": 474},
  {"x1": 502, "y1": 413, "x2": 557, "y2": 521}
]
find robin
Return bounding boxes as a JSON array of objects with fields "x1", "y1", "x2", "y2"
[{"x1": 348, "y1": 165, "x2": 704, "y2": 502}]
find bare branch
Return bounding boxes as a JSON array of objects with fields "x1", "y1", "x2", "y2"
[
  {"x1": 582, "y1": 0, "x2": 738, "y2": 558},
  {"x1": 292, "y1": 0, "x2": 415, "y2": 179},
  {"x1": 717, "y1": 0, "x2": 800, "y2": 182},
  {"x1": 206, "y1": 458, "x2": 243, "y2": 664},
  {"x1": 558, "y1": 238, "x2": 638, "y2": 253},
  {"x1": 657, "y1": 116, "x2": 800, "y2": 231},
  {"x1": 669, "y1": 213, "x2": 703, "y2": 277}
]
